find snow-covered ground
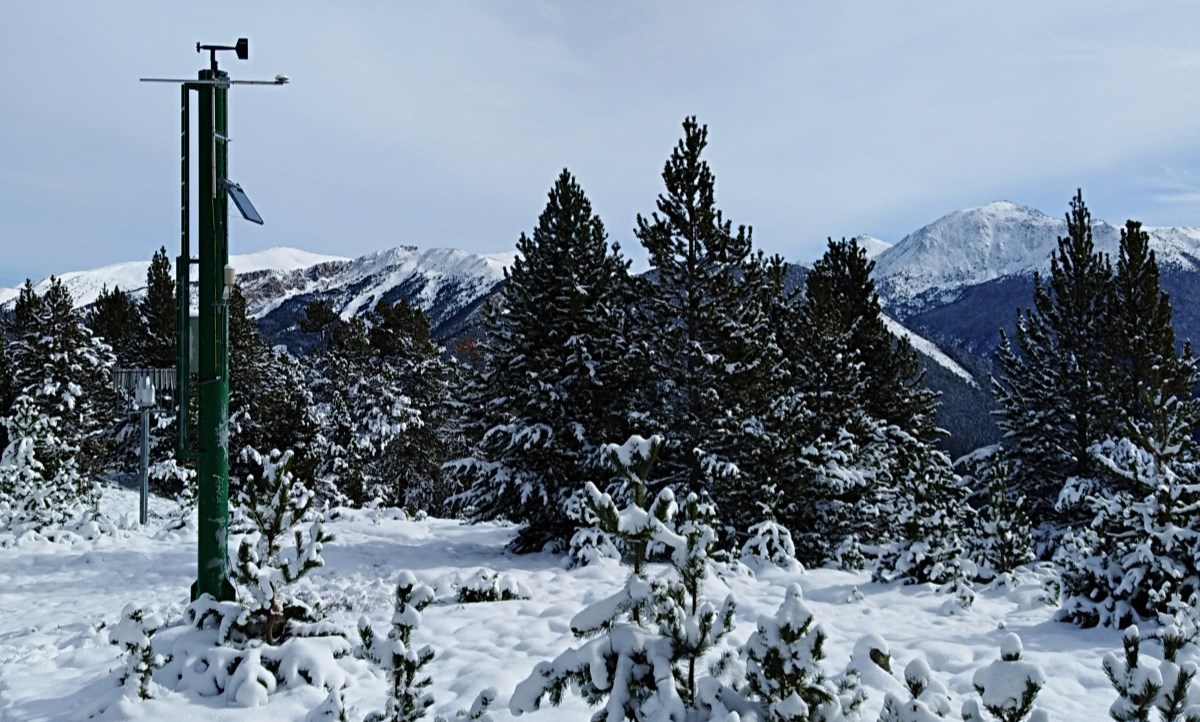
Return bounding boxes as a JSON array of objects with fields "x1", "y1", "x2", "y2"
[{"x1": 0, "y1": 486, "x2": 1130, "y2": 721}]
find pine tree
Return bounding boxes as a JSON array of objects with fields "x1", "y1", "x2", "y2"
[
  {"x1": 361, "y1": 572, "x2": 437, "y2": 722},
  {"x1": 5, "y1": 277, "x2": 118, "y2": 482},
  {"x1": 456, "y1": 168, "x2": 642, "y2": 551},
  {"x1": 805, "y1": 238, "x2": 937, "y2": 441},
  {"x1": 88, "y1": 285, "x2": 140, "y2": 367},
  {"x1": 969, "y1": 453, "x2": 1034, "y2": 582},
  {"x1": 743, "y1": 583, "x2": 863, "y2": 722},
  {"x1": 1107, "y1": 220, "x2": 1198, "y2": 435},
  {"x1": 140, "y1": 246, "x2": 178, "y2": 369},
  {"x1": 993, "y1": 190, "x2": 1115, "y2": 530},
  {"x1": 230, "y1": 448, "x2": 332, "y2": 645},
  {"x1": 227, "y1": 287, "x2": 319, "y2": 487},
  {"x1": 635, "y1": 116, "x2": 778, "y2": 534},
  {"x1": 965, "y1": 633, "x2": 1047, "y2": 722}
]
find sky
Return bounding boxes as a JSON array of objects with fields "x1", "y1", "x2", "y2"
[{"x1": 4, "y1": 2, "x2": 1200, "y2": 288}]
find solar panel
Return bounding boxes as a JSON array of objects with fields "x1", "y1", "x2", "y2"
[{"x1": 222, "y1": 179, "x2": 264, "y2": 224}]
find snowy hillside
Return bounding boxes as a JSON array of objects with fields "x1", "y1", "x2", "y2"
[
  {"x1": 0, "y1": 247, "x2": 348, "y2": 311},
  {"x1": 882, "y1": 315, "x2": 977, "y2": 387},
  {"x1": 245, "y1": 246, "x2": 516, "y2": 347},
  {"x1": 0, "y1": 485, "x2": 1128, "y2": 721},
  {"x1": 854, "y1": 234, "x2": 892, "y2": 259},
  {"x1": 873, "y1": 200, "x2": 1200, "y2": 314}
]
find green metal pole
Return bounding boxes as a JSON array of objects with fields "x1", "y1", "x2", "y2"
[
  {"x1": 177, "y1": 84, "x2": 192, "y2": 459},
  {"x1": 193, "y1": 68, "x2": 234, "y2": 601}
]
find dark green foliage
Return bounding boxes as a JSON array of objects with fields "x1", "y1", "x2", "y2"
[
  {"x1": 1107, "y1": 221, "x2": 1198, "y2": 436},
  {"x1": 305, "y1": 298, "x2": 456, "y2": 511},
  {"x1": 227, "y1": 287, "x2": 320, "y2": 487},
  {"x1": 969, "y1": 453, "x2": 1034, "y2": 580},
  {"x1": 456, "y1": 168, "x2": 643, "y2": 551},
  {"x1": 635, "y1": 117, "x2": 779, "y2": 535},
  {"x1": 993, "y1": 190, "x2": 1116, "y2": 529},
  {"x1": 361, "y1": 572, "x2": 437, "y2": 722},
  {"x1": 805, "y1": 238, "x2": 938, "y2": 442},
  {"x1": 140, "y1": 246, "x2": 178, "y2": 368},
  {"x1": 88, "y1": 285, "x2": 140, "y2": 366}
]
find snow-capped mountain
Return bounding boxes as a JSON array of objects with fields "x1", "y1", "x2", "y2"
[
  {"x1": 0, "y1": 247, "x2": 349, "y2": 310},
  {"x1": 854, "y1": 235, "x2": 892, "y2": 259},
  {"x1": 873, "y1": 200, "x2": 1200, "y2": 316}
]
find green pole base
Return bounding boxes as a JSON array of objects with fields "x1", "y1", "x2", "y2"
[{"x1": 190, "y1": 578, "x2": 237, "y2": 603}]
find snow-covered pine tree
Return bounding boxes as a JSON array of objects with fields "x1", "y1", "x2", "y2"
[
  {"x1": 5, "y1": 277, "x2": 118, "y2": 483},
  {"x1": 367, "y1": 299, "x2": 459, "y2": 514},
  {"x1": 1058, "y1": 392, "x2": 1200, "y2": 627},
  {"x1": 0, "y1": 332, "x2": 12, "y2": 452},
  {"x1": 740, "y1": 485, "x2": 800, "y2": 568},
  {"x1": 304, "y1": 303, "x2": 435, "y2": 509},
  {"x1": 742, "y1": 583, "x2": 863, "y2": 722},
  {"x1": 514, "y1": 435, "x2": 744, "y2": 720},
  {"x1": 455, "y1": 169, "x2": 642, "y2": 551},
  {"x1": 963, "y1": 633, "x2": 1046, "y2": 722},
  {"x1": 362, "y1": 571, "x2": 437, "y2": 722},
  {"x1": 992, "y1": 190, "x2": 1116, "y2": 532},
  {"x1": 1106, "y1": 220, "x2": 1198, "y2": 436},
  {"x1": 962, "y1": 451, "x2": 1033, "y2": 583},
  {"x1": 0, "y1": 392, "x2": 88, "y2": 534},
  {"x1": 1103, "y1": 627, "x2": 1166, "y2": 722},
  {"x1": 877, "y1": 658, "x2": 952, "y2": 722},
  {"x1": 634, "y1": 117, "x2": 779, "y2": 537},
  {"x1": 874, "y1": 429, "x2": 976, "y2": 604},
  {"x1": 230, "y1": 448, "x2": 332, "y2": 644}
]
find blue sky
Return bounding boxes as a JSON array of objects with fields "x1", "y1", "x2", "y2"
[{"x1": 4, "y1": 2, "x2": 1200, "y2": 287}]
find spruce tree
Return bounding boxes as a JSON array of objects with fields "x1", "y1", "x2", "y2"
[
  {"x1": 993, "y1": 190, "x2": 1115, "y2": 530},
  {"x1": 635, "y1": 116, "x2": 778, "y2": 534},
  {"x1": 88, "y1": 285, "x2": 140, "y2": 367},
  {"x1": 1106, "y1": 219, "x2": 1199, "y2": 449},
  {"x1": 140, "y1": 246, "x2": 177, "y2": 369},
  {"x1": 456, "y1": 168, "x2": 641, "y2": 551},
  {"x1": 227, "y1": 287, "x2": 319, "y2": 487},
  {"x1": 5, "y1": 277, "x2": 117, "y2": 482},
  {"x1": 805, "y1": 238, "x2": 937, "y2": 441}
]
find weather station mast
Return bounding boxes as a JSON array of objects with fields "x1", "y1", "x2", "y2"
[{"x1": 141, "y1": 39, "x2": 288, "y2": 601}]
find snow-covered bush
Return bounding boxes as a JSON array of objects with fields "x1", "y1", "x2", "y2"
[
  {"x1": 965, "y1": 452, "x2": 1033, "y2": 583},
  {"x1": 0, "y1": 393, "x2": 104, "y2": 539},
  {"x1": 231, "y1": 447, "x2": 333, "y2": 644},
  {"x1": 565, "y1": 486, "x2": 621, "y2": 567},
  {"x1": 963, "y1": 633, "x2": 1046, "y2": 722},
  {"x1": 361, "y1": 571, "x2": 438, "y2": 722},
  {"x1": 743, "y1": 583, "x2": 863, "y2": 721},
  {"x1": 873, "y1": 433, "x2": 976, "y2": 609},
  {"x1": 109, "y1": 603, "x2": 166, "y2": 700},
  {"x1": 741, "y1": 487, "x2": 800, "y2": 569},
  {"x1": 877, "y1": 658, "x2": 952, "y2": 722},
  {"x1": 1103, "y1": 626, "x2": 1200, "y2": 722},
  {"x1": 1058, "y1": 396, "x2": 1200, "y2": 628},
  {"x1": 455, "y1": 568, "x2": 530, "y2": 604},
  {"x1": 511, "y1": 434, "x2": 741, "y2": 721}
]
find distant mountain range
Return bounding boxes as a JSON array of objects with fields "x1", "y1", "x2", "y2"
[{"x1": 8, "y1": 200, "x2": 1200, "y2": 456}]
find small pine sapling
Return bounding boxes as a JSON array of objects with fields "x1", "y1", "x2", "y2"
[
  {"x1": 741, "y1": 485, "x2": 800, "y2": 569},
  {"x1": 1156, "y1": 625, "x2": 1200, "y2": 722},
  {"x1": 973, "y1": 455, "x2": 1033, "y2": 583},
  {"x1": 654, "y1": 490, "x2": 737, "y2": 712},
  {"x1": 434, "y1": 688, "x2": 498, "y2": 722},
  {"x1": 1104, "y1": 627, "x2": 1163, "y2": 722},
  {"x1": 109, "y1": 603, "x2": 165, "y2": 700},
  {"x1": 455, "y1": 568, "x2": 530, "y2": 604},
  {"x1": 364, "y1": 571, "x2": 438, "y2": 722},
  {"x1": 1104, "y1": 625, "x2": 1200, "y2": 722},
  {"x1": 965, "y1": 633, "x2": 1046, "y2": 722},
  {"x1": 231, "y1": 448, "x2": 333, "y2": 644},
  {"x1": 743, "y1": 583, "x2": 862, "y2": 721},
  {"x1": 877, "y1": 658, "x2": 952, "y2": 722},
  {"x1": 510, "y1": 434, "x2": 689, "y2": 721}
]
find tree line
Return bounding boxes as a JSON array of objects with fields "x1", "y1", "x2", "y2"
[{"x1": 3, "y1": 117, "x2": 1199, "y2": 630}]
